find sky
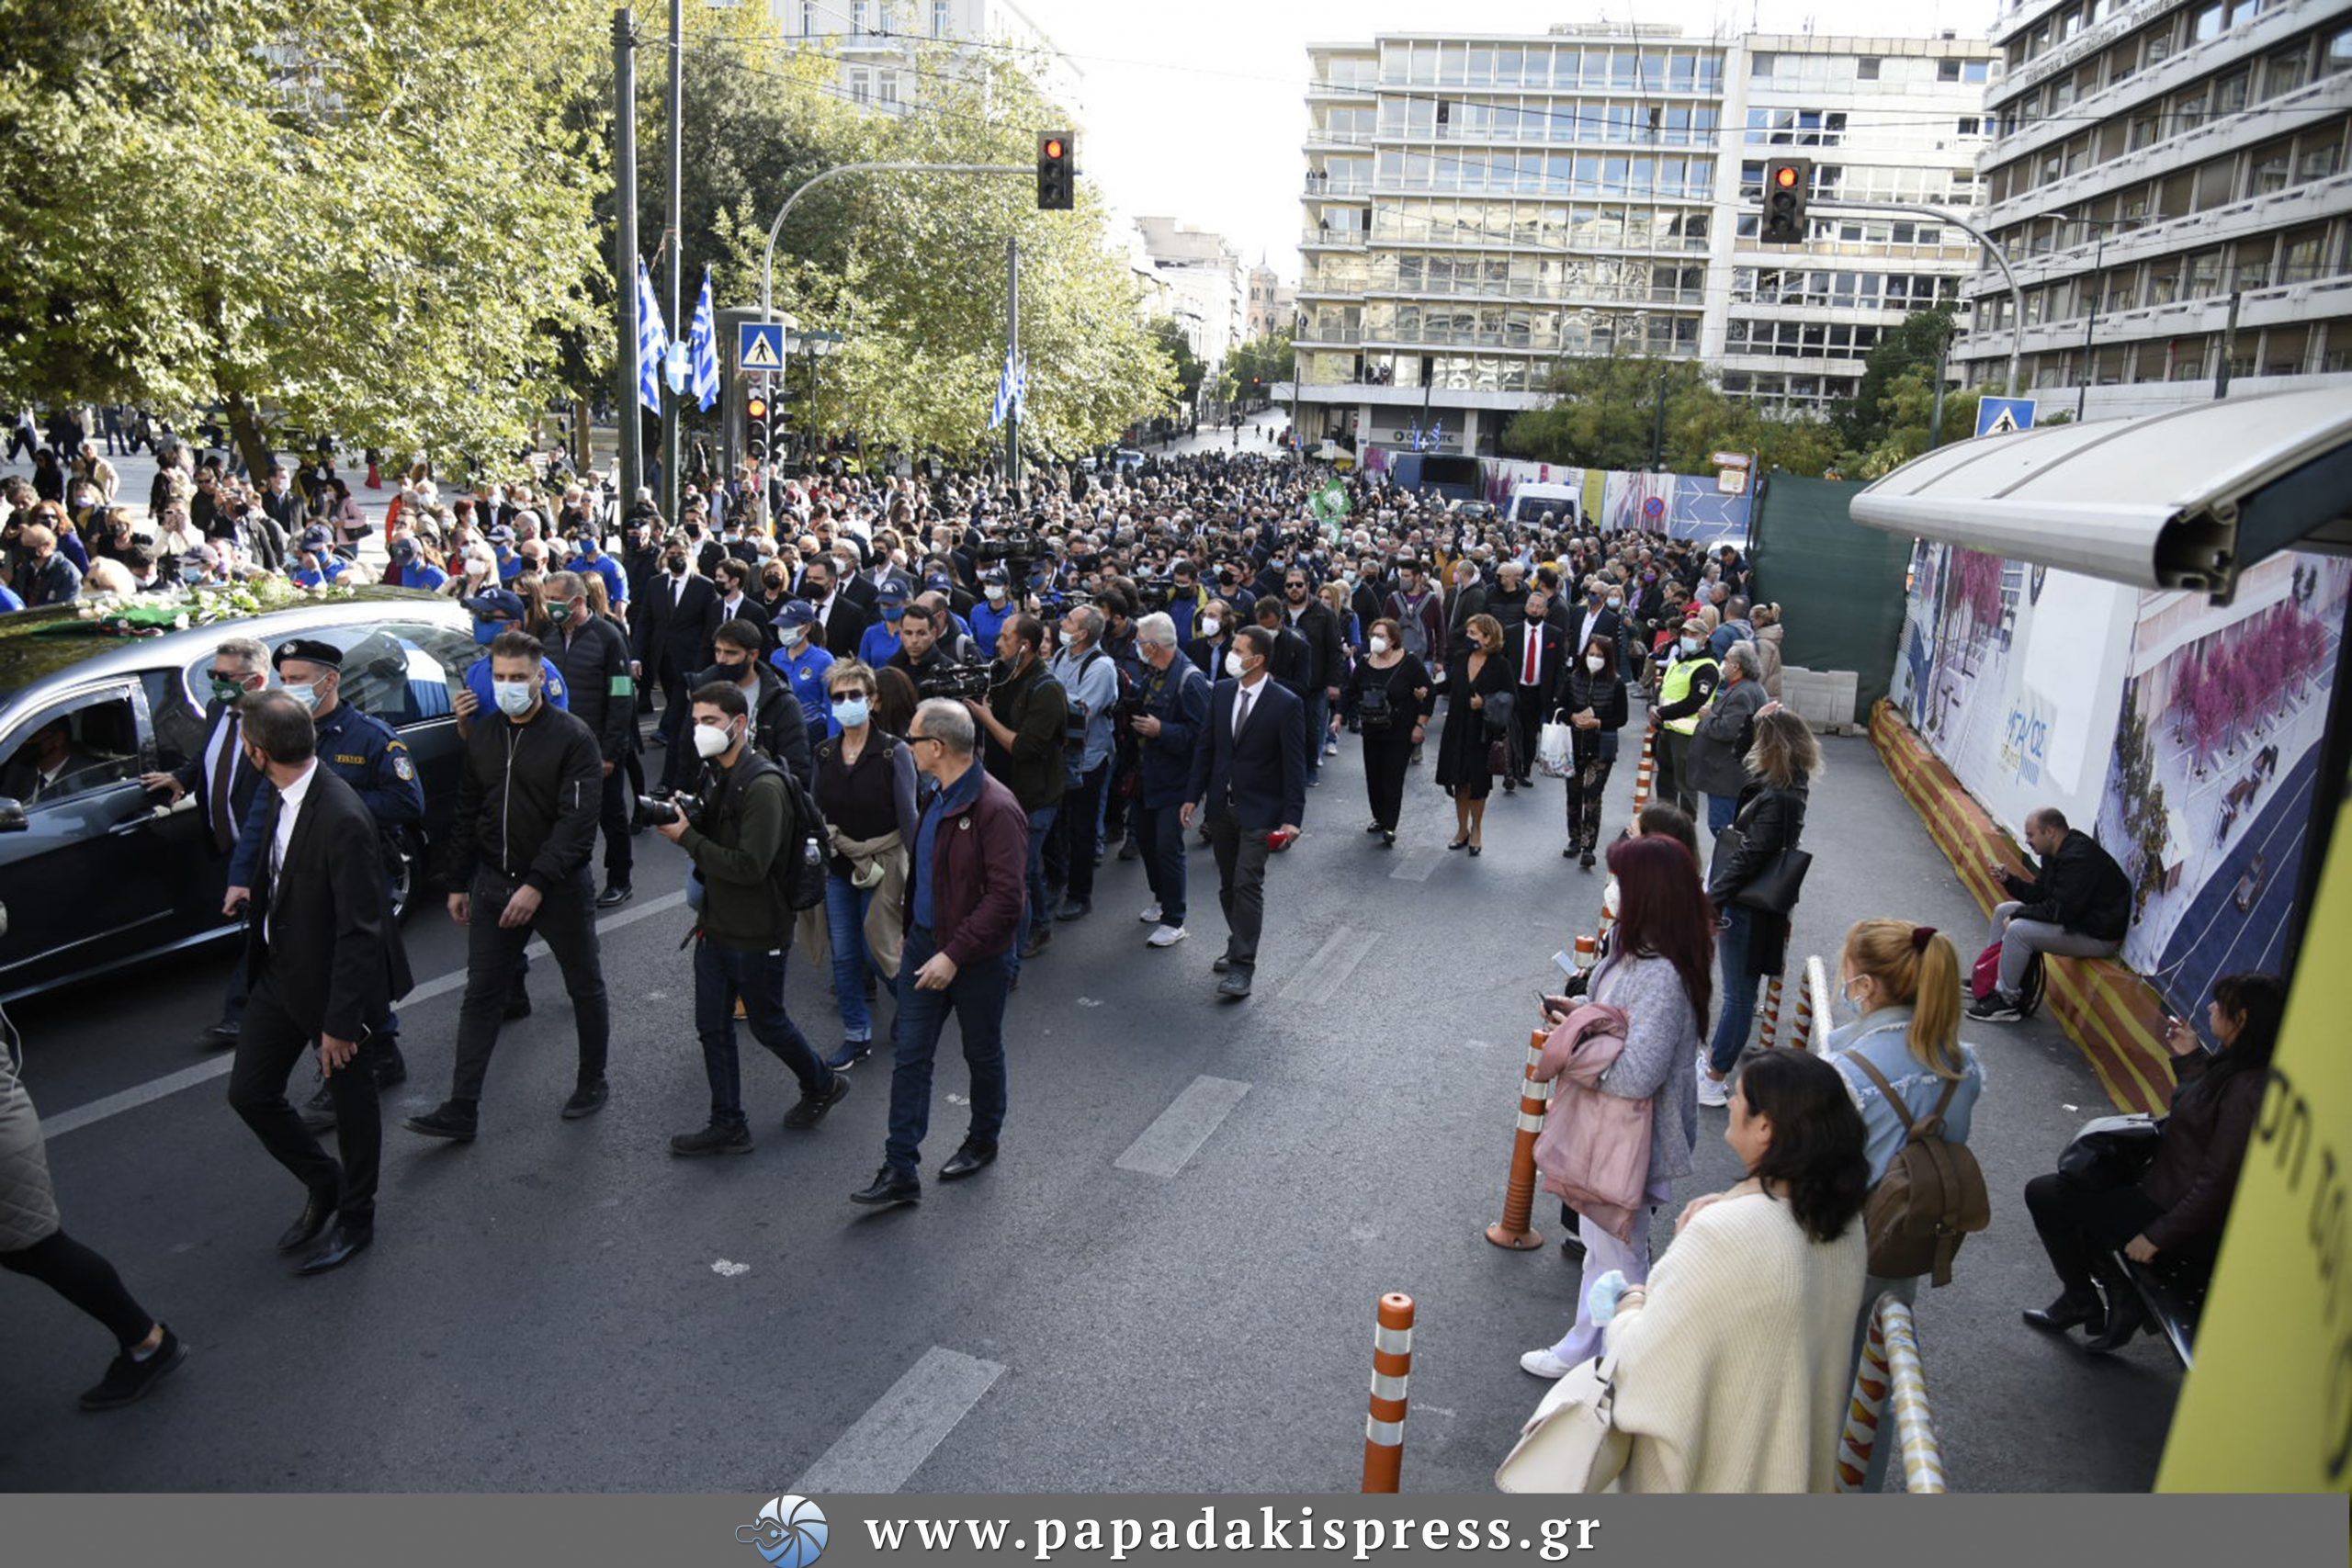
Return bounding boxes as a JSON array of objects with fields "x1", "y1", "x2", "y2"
[{"x1": 1018, "y1": 0, "x2": 2007, "y2": 281}]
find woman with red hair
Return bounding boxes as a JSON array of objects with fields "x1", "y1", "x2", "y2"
[{"x1": 1521, "y1": 833, "x2": 1713, "y2": 1379}]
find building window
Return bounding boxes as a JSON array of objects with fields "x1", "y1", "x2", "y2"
[
  {"x1": 2328, "y1": 27, "x2": 2352, "y2": 74},
  {"x1": 847, "y1": 66, "x2": 870, "y2": 104},
  {"x1": 2191, "y1": 2, "x2": 2223, "y2": 43},
  {"x1": 1939, "y1": 59, "x2": 1961, "y2": 81},
  {"x1": 1857, "y1": 56, "x2": 1879, "y2": 79},
  {"x1": 933, "y1": 0, "x2": 950, "y2": 37},
  {"x1": 850, "y1": 1, "x2": 868, "y2": 34},
  {"x1": 878, "y1": 72, "x2": 899, "y2": 109},
  {"x1": 1964, "y1": 60, "x2": 1989, "y2": 83},
  {"x1": 1957, "y1": 117, "x2": 1984, "y2": 136},
  {"x1": 801, "y1": 0, "x2": 815, "y2": 35}
]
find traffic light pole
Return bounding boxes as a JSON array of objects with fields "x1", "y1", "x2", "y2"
[
  {"x1": 1006, "y1": 235, "x2": 1022, "y2": 490},
  {"x1": 663, "y1": 0, "x2": 683, "y2": 525},
  {"x1": 1804, "y1": 197, "x2": 2024, "y2": 398}
]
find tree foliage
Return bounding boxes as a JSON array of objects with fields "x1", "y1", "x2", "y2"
[
  {"x1": 1148, "y1": 318, "x2": 1209, "y2": 410},
  {"x1": 1499, "y1": 354, "x2": 1839, "y2": 478},
  {"x1": 0, "y1": 0, "x2": 613, "y2": 472},
  {"x1": 1227, "y1": 333, "x2": 1295, "y2": 402}
]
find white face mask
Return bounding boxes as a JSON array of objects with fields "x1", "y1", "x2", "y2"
[
  {"x1": 985, "y1": 584, "x2": 1006, "y2": 604},
  {"x1": 693, "y1": 720, "x2": 734, "y2": 760},
  {"x1": 1224, "y1": 649, "x2": 1247, "y2": 678},
  {"x1": 492, "y1": 678, "x2": 535, "y2": 716},
  {"x1": 1201, "y1": 616, "x2": 1222, "y2": 638},
  {"x1": 1367, "y1": 635, "x2": 1391, "y2": 656},
  {"x1": 1679, "y1": 636, "x2": 1702, "y2": 655},
  {"x1": 1586, "y1": 655, "x2": 1605, "y2": 673}
]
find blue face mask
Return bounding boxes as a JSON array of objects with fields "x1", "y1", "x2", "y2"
[
  {"x1": 474, "y1": 620, "x2": 502, "y2": 646},
  {"x1": 574, "y1": 538, "x2": 595, "y2": 556},
  {"x1": 831, "y1": 696, "x2": 871, "y2": 729}
]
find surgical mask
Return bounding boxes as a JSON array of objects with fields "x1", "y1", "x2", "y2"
[
  {"x1": 1201, "y1": 616, "x2": 1222, "y2": 638},
  {"x1": 692, "y1": 721, "x2": 733, "y2": 760},
  {"x1": 1839, "y1": 978, "x2": 1867, "y2": 1020},
  {"x1": 1586, "y1": 656, "x2": 1606, "y2": 673},
  {"x1": 286, "y1": 681, "x2": 322, "y2": 712},
  {"x1": 985, "y1": 584, "x2": 1006, "y2": 604},
  {"x1": 574, "y1": 538, "x2": 595, "y2": 556},
  {"x1": 831, "y1": 696, "x2": 871, "y2": 729},
  {"x1": 473, "y1": 620, "x2": 503, "y2": 646},
  {"x1": 781, "y1": 624, "x2": 808, "y2": 648},
  {"x1": 1368, "y1": 635, "x2": 1391, "y2": 656},
  {"x1": 1224, "y1": 649, "x2": 1247, "y2": 678},
  {"x1": 1679, "y1": 636, "x2": 1702, "y2": 655},
  {"x1": 548, "y1": 600, "x2": 575, "y2": 625},
  {"x1": 884, "y1": 605, "x2": 904, "y2": 623},
  {"x1": 182, "y1": 565, "x2": 207, "y2": 585},
  {"x1": 492, "y1": 678, "x2": 535, "y2": 716},
  {"x1": 1608, "y1": 595, "x2": 1623, "y2": 609}
]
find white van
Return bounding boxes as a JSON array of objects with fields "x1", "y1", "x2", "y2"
[{"x1": 1507, "y1": 482, "x2": 1583, "y2": 528}]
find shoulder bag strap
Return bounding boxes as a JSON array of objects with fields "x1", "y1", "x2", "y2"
[{"x1": 1847, "y1": 1052, "x2": 1925, "y2": 1143}]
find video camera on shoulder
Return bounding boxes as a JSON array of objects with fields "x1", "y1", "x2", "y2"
[{"x1": 915, "y1": 661, "x2": 992, "y2": 702}]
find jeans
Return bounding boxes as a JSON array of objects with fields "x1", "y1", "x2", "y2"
[
  {"x1": 1012, "y1": 804, "x2": 1057, "y2": 968},
  {"x1": 1707, "y1": 905, "x2": 1761, "y2": 1076},
  {"x1": 228, "y1": 968, "x2": 381, "y2": 1229},
  {"x1": 1137, "y1": 801, "x2": 1187, "y2": 926},
  {"x1": 1705, "y1": 791, "x2": 1740, "y2": 840},
  {"x1": 1988, "y1": 901, "x2": 2121, "y2": 998},
  {"x1": 449, "y1": 870, "x2": 610, "y2": 1103},
  {"x1": 884, "y1": 923, "x2": 1010, "y2": 1176},
  {"x1": 694, "y1": 938, "x2": 833, "y2": 1128},
  {"x1": 1057, "y1": 762, "x2": 1109, "y2": 902},
  {"x1": 1204, "y1": 806, "x2": 1272, "y2": 970},
  {"x1": 1303, "y1": 691, "x2": 1329, "y2": 781},
  {"x1": 824, "y1": 873, "x2": 878, "y2": 1042}
]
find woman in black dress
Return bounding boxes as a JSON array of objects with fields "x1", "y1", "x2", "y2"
[
  {"x1": 1436, "y1": 613, "x2": 1510, "y2": 854},
  {"x1": 1349, "y1": 616, "x2": 1433, "y2": 848},
  {"x1": 1558, "y1": 632, "x2": 1630, "y2": 866}
]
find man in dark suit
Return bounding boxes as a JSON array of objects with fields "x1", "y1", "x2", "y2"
[
  {"x1": 797, "y1": 553, "x2": 868, "y2": 662},
  {"x1": 221, "y1": 691, "x2": 413, "y2": 1276},
  {"x1": 1565, "y1": 577, "x2": 1623, "y2": 675},
  {"x1": 141, "y1": 635, "x2": 271, "y2": 1045},
  {"x1": 1182, "y1": 626, "x2": 1306, "y2": 1001},
  {"x1": 1504, "y1": 586, "x2": 1569, "y2": 791},
  {"x1": 632, "y1": 540, "x2": 723, "y2": 791}
]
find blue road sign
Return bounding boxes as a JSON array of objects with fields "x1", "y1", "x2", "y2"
[
  {"x1": 1975, "y1": 396, "x2": 2036, "y2": 437},
  {"x1": 738, "y1": 321, "x2": 786, "y2": 373}
]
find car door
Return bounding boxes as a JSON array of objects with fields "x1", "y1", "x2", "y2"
[{"x1": 0, "y1": 681, "x2": 189, "y2": 997}]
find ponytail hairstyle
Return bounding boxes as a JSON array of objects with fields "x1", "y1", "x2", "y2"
[
  {"x1": 1737, "y1": 1051, "x2": 1871, "y2": 1246},
  {"x1": 1842, "y1": 919, "x2": 1966, "y2": 1079}
]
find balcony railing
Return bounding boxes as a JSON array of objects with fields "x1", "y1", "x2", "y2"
[{"x1": 1303, "y1": 227, "x2": 1371, "y2": 247}]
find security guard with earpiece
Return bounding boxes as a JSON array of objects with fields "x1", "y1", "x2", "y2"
[{"x1": 226, "y1": 637, "x2": 425, "y2": 1129}]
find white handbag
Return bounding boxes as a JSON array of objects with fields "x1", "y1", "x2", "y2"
[
  {"x1": 1535, "y1": 712, "x2": 1575, "y2": 779},
  {"x1": 1495, "y1": 1354, "x2": 1630, "y2": 1494}
]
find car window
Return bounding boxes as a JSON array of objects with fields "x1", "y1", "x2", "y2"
[
  {"x1": 141, "y1": 668, "x2": 204, "y2": 771},
  {"x1": 254, "y1": 621, "x2": 469, "y2": 728},
  {"x1": 0, "y1": 689, "x2": 142, "y2": 807}
]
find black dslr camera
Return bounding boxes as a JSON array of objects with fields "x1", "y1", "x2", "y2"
[{"x1": 631, "y1": 791, "x2": 701, "y2": 830}]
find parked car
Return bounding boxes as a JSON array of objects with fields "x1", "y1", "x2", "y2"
[{"x1": 0, "y1": 588, "x2": 478, "y2": 1001}]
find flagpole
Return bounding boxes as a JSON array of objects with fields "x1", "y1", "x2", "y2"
[
  {"x1": 663, "y1": 0, "x2": 684, "y2": 525},
  {"x1": 613, "y1": 7, "x2": 641, "y2": 507},
  {"x1": 1005, "y1": 235, "x2": 1021, "y2": 491}
]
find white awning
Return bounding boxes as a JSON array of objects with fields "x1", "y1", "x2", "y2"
[{"x1": 1849, "y1": 388, "x2": 2352, "y2": 604}]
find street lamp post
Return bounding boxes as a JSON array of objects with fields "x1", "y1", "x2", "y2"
[{"x1": 2063, "y1": 214, "x2": 2143, "y2": 422}]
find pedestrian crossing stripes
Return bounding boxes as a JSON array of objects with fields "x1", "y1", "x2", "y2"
[{"x1": 792, "y1": 1347, "x2": 1006, "y2": 1495}]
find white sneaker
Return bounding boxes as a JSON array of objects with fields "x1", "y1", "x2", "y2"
[
  {"x1": 1696, "y1": 1061, "x2": 1730, "y2": 1108},
  {"x1": 1138, "y1": 903, "x2": 1163, "y2": 924},
  {"x1": 1520, "y1": 1348, "x2": 1575, "y2": 1379},
  {"x1": 1147, "y1": 924, "x2": 1188, "y2": 947}
]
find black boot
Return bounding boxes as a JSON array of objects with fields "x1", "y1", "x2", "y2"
[
  {"x1": 2081, "y1": 1281, "x2": 2148, "y2": 1353},
  {"x1": 2022, "y1": 1289, "x2": 2106, "y2": 1336}
]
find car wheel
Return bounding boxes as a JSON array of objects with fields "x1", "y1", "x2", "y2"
[{"x1": 388, "y1": 833, "x2": 425, "y2": 923}]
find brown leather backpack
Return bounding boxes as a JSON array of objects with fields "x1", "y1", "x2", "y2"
[{"x1": 1849, "y1": 1054, "x2": 1991, "y2": 1287}]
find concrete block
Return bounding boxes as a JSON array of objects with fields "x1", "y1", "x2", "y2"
[{"x1": 1780, "y1": 666, "x2": 1860, "y2": 733}]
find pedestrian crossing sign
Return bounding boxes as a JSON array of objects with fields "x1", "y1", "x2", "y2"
[
  {"x1": 739, "y1": 322, "x2": 785, "y2": 372},
  {"x1": 1975, "y1": 396, "x2": 2036, "y2": 437}
]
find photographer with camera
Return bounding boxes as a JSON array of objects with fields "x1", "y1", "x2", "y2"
[
  {"x1": 651, "y1": 682, "x2": 849, "y2": 1156},
  {"x1": 1046, "y1": 604, "x2": 1121, "y2": 924},
  {"x1": 966, "y1": 614, "x2": 1066, "y2": 976}
]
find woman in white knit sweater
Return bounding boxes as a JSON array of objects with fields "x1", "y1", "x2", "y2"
[{"x1": 1600, "y1": 1050, "x2": 1871, "y2": 1493}]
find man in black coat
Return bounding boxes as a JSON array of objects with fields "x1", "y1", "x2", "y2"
[
  {"x1": 546, "y1": 571, "x2": 639, "y2": 908},
  {"x1": 1564, "y1": 578, "x2": 1623, "y2": 675},
  {"x1": 221, "y1": 692, "x2": 413, "y2": 1276},
  {"x1": 633, "y1": 542, "x2": 723, "y2": 792},
  {"x1": 701, "y1": 618, "x2": 811, "y2": 784},
  {"x1": 1973, "y1": 807, "x2": 2132, "y2": 1022},
  {"x1": 1182, "y1": 626, "x2": 1306, "y2": 1002},
  {"x1": 1274, "y1": 566, "x2": 1345, "y2": 789},
  {"x1": 798, "y1": 553, "x2": 868, "y2": 661},
  {"x1": 1504, "y1": 586, "x2": 1569, "y2": 790}
]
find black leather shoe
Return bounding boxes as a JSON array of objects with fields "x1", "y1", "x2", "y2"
[
  {"x1": 850, "y1": 1166, "x2": 922, "y2": 1208},
  {"x1": 561, "y1": 1079, "x2": 609, "y2": 1120},
  {"x1": 503, "y1": 990, "x2": 533, "y2": 1021},
  {"x1": 2082, "y1": 1286, "x2": 2148, "y2": 1353},
  {"x1": 276, "y1": 1189, "x2": 337, "y2": 1255},
  {"x1": 294, "y1": 1224, "x2": 372, "y2": 1276},
  {"x1": 782, "y1": 1075, "x2": 851, "y2": 1129},
  {"x1": 1019, "y1": 929, "x2": 1052, "y2": 960},
  {"x1": 2022, "y1": 1291, "x2": 2107, "y2": 1337},
  {"x1": 199, "y1": 1020, "x2": 241, "y2": 1049},
  {"x1": 1211, "y1": 954, "x2": 1232, "y2": 974},
  {"x1": 940, "y1": 1143, "x2": 996, "y2": 1181},
  {"x1": 405, "y1": 1102, "x2": 479, "y2": 1142},
  {"x1": 595, "y1": 884, "x2": 634, "y2": 909},
  {"x1": 1217, "y1": 968, "x2": 1253, "y2": 999},
  {"x1": 371, "y1": 1037, "x2": 406, "y2": 1089}
]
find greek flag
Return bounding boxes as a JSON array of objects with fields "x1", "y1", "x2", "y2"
[
  {"x1": 989, "y1": 347, "x2": 1028, "y2": 431},
  {"x1": 634, "y1": 256, "x2": 669, "y2": 415},
  {"x1": 686, "y1": 269, "x2": 719, "y2": 412}
]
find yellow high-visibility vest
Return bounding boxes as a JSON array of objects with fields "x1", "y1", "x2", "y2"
[{"x1": 1657, "y1": 652, "x2": 1718, "y2": 736}]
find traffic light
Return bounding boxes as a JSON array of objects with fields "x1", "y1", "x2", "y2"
[
  {"x1": 1036, "y1": 130, "x2": 1075, "y2": 210},
  {"x1": 745, "y1": 389, "x2": 770, "y2": 459},
  {"x1": 1760, "y1": 157, "x2": 1813, "y2": 244}
]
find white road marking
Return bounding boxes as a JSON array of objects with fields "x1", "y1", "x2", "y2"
[
  {"x1": 792, "y1": 1346, "x2": 1006, "y2": 1495},
  {"x1": 41, "y1": 891, "x2": 688, "y2": 1140},
  {"x1": 1389, "y1": 850, "x2": 1440, "y2": 882},
  {"x1": 1114, "y1": 1075, "x2": 1251, "y2": 1178},
  {"x1": 1276, "y1": 925, "x2": 1380, "y2": 1005}
]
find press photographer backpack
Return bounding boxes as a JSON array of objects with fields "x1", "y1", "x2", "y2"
[
  {"x1": 739, "y1": 752, "x2": 829, "y2": 914},
  {"x1": 1847, "y1": 1055, "x2": 1990, "y2": 1287}
]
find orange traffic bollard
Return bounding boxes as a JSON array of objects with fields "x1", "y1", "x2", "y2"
[
  {"x1": 1760, "y1": 974, "x2": 1783, "y2": 1050},
  {"x1": 1362, "y1": 1292, "x2": 1416, "y2": 1494},
  {"x1": 1574, "y1": 934, "x2": 1598, "y2": 970},
  {"x1": 1790, "y1": 976, "x2": 1816, "y2": 1055},
  {"x1": 1485, "y1": 1027, "x2": 1550, "y2": 1251}
]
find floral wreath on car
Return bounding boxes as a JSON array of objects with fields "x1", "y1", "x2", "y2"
[{"x1": 66, "y1": 579, "x2": 360, "y2": 638}]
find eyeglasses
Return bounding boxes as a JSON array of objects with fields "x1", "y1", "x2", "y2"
[{"x1": 906, "y1": 732, "x2": 942, "y2": 749}]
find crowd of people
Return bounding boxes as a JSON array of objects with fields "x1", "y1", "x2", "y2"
[{"x1": 0, "y1": 420, "x2": 2281, "y2": 1497}]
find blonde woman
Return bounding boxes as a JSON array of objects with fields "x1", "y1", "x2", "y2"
[{"x1": 808, "y1": 660, "x2": 920, "y2": 1071}]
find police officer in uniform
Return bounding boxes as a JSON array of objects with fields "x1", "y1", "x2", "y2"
[{"x1": 224, "y1": 638, "x2": 424, "y2": 1128}]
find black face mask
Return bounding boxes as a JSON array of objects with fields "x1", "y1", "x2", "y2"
[{"x1": 666, "y1": 556, "x2": 687, "y2": 574}]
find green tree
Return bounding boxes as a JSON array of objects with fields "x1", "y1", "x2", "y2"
[
  {"x1": 1834, "y1": 305, "x2": 1958, "y2": 456},
  {"x1": 1227, "y1": 332, "x2": 1295, "y2": 404},
  {"x1": 0, "y1": 0, "x2": 613, "y2": 476},
  {"x1": 1851, "y1": 364, "x2": 1988, "y2": 479},
  {"x1": 1501, "y1": 354, "x2": 1840, "y2": 478},
  {"x1": 1148, "y1": 318, "x2": 1209, "y2": 410}
]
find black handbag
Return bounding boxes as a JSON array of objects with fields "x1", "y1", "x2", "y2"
[
  {"x1": 2057, "y1": 1113, "x2": 2165, "y2": 1192},
  {"x1": 1712, "y1": 824, "x2": 1814, "y2": 914}
]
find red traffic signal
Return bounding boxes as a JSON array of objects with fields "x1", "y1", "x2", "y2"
[
  {"x1": 1773, "y1": 164, "x2": 1800, "y2": 188},
  {"x1": 1036, "y1": 130, "x2": 1075, "y2": 210},
  {"x1": 1760, "y1": 157, "x2": 1813, "y2": 244}
]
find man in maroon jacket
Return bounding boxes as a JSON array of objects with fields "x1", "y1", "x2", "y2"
[{"x1": 851, "y1": 697, "x2": 1029, "y2": 1209}]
